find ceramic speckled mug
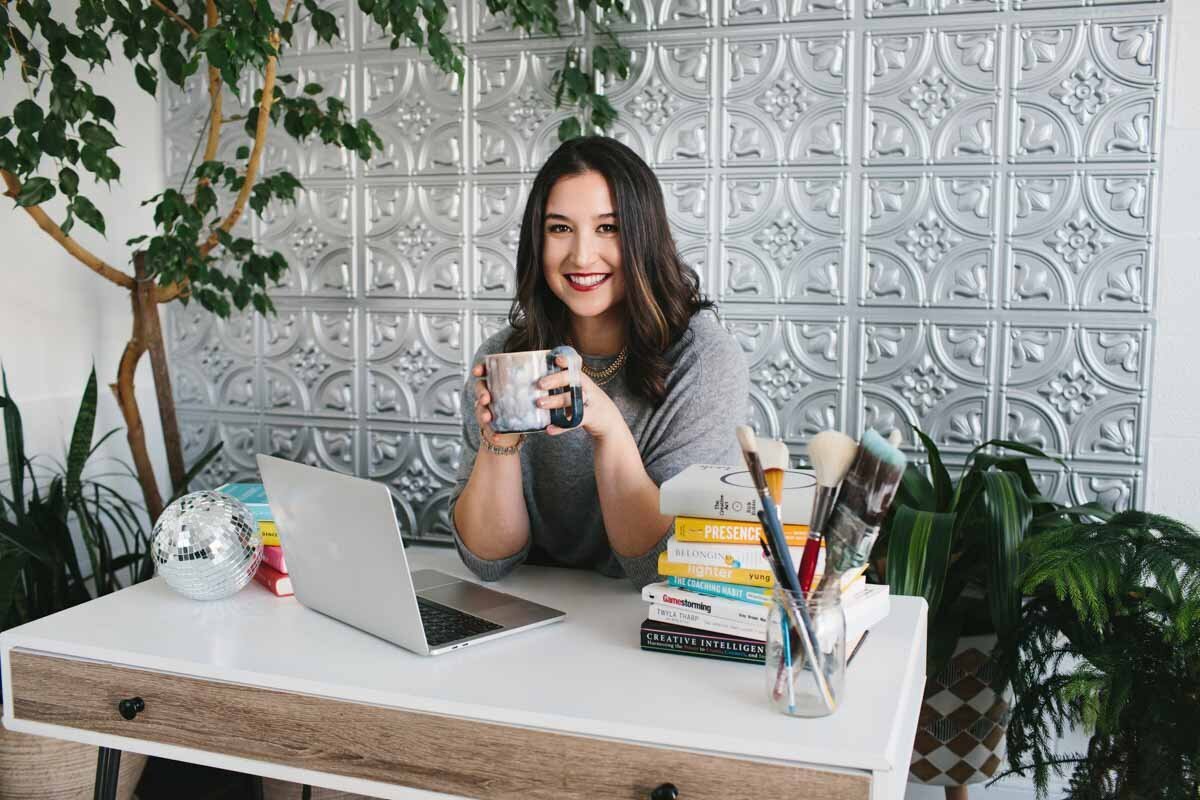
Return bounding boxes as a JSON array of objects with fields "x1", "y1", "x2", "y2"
[{"x1": 484, "y1": 346, "x2": 584, "y2": 433}]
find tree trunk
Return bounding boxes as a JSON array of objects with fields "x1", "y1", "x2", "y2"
[
  {"x1": 110, "y1": 256, "x2": 164, "y2": 522},
  {"x1": 137, "y1": 255, "x2": 187, "y2": 493}
]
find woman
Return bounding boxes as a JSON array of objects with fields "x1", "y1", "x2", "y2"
[{"x1": 450, "y1": 136, "x2": 750, "y2": 590}]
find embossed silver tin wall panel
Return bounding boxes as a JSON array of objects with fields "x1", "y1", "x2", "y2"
[{"x1": 166, "y1": 0, "x2": 1167, "y2": 541}]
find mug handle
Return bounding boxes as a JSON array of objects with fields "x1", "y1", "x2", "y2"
[{"x1": 547, "y1": 345, "x2": 584, "y2": 429}]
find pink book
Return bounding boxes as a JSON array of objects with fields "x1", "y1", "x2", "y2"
[{"x1": 261, "y1": 545, "x2": 287, "y2": 575}]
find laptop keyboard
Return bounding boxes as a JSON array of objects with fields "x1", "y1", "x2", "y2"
[{"x1": 417, "y1": 596, "x2": 502, "y2": 647}]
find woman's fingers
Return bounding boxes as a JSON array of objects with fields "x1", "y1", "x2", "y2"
[
  {"x1": 472, "y1": 363, "x2": 485, "y2": 377},
  {"x1": 537, "y1": 371, "x2": 571, "y2": 391}
]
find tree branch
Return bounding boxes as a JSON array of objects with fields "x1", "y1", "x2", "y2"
[
  {"x1": 200, "y1": 0, "x2": 222, "y2": 166},
  {"x1": 157, "y1": 280, "x2": 189, "y2": 303},
  {"x1": 2, "y1": 169, "x2": 135, "y2": 290},
  {"x1": 198, "y1": 31, "x2": 282, "y2": 258},
  {"x1": 150, "y1": 0, "x2": 200, "y2": 39}
]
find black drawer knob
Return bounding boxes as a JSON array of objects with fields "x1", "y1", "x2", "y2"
[
  {"x1": 117, "y1": 697, "x2": 144, "y2": 720},
  {"x1": 651, "y1": 783, "x2": 678, "y2": 800}
]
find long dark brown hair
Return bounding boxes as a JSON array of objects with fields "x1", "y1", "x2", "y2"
[{"x1": 505, "y1": 136, "x2": 712, "y2": 405}]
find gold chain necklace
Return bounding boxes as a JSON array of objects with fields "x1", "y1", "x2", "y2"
[
  {"x1": 568, "y1": 338, "x2": 628, "y2": 385},
  {"x1": 582, "y1": 347, "x2": 627, "y2": 385}
]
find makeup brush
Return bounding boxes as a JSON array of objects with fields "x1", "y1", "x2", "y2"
[
  {"x1": 888, "y1": 429, "x2": 902, "y2": 448},
  {"x1": 817, "y1": 429, "x2": 907, "y2": 598},
  {"x1": 737, "y1": 426, "x2": 835, "y2": 712},
  {"x1": 761, "y1": 439, "x2": 790, "y2": 513},
  {"x1": 797, "y1": 430, "x2": 859, "y2": 595}
]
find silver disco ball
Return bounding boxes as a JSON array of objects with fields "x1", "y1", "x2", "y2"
[{"x1": 152, "y1": 490, "x2": 263, "y2": 600}]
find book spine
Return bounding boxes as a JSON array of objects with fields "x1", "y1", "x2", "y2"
[
  {"x1": 666, "y1": 576, "x2": 772, "y2": 606},
  {"x1": 261, "y1": 545, "x2": 287, "y2": 574},
  {"x1": 258, "y1": 520, "x2": 278, "y2": 535},
  {"x1": 648, "y1": 604, "x2": 766, "y2": 640},
  {"x1": 674, "y1": 516, "x2": 809, "y2": 547},
  {"x1": 259, "y1": 530, "x2": 281, "y2": 547},
  {"x1": 656, "y1": 553, "x2": 774, "y2": 588},
  {"x1": 666, "y1": 536, "x2": 811, "y2": 574},
  {"x1": 639, "y1": 621, "x2": 765, "y2": 664},
  {"x1": 253, "y1": 563, "x2": 293, "y2": 597},
  {"x1": 642, "y1": 583, "x2": 771, "y2": 624}
]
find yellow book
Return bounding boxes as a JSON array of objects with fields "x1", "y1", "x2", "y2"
[
  {"x1": 674, "y1": 516, "x2": 810, "y2": 547},
  {"x1": 657, "y1": 553, "x2": 775, "y2": 588},
  {"x1": 258, "y1": 522, "x2": 280, "y2": 547},
  {"x1": 656, "y1": 553, "x2": 868, "y2": 592}
]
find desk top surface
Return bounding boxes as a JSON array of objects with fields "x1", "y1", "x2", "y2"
[{"x1": 1, "y1": 545, "x2": 925, "y2": 772}]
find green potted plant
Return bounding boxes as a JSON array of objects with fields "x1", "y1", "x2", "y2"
[
  {"x1": 0, "y1": 368, "x2": 157, "y2": 798},
  {"x1": 876, "y1": 431, "x2": 1061, "y2": 798},
  {"x1": 1003, "y1": 510, "x2": 1200, "y2": 799}
]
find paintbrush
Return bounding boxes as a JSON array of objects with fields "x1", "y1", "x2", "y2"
[
  {"x1": 817, "y1": 429, "x2": 907, "y2": 598},
  {"x1": 797, "y1": 430, "x2": 858, "y2": 595},
  {"x1": 737, "y1": 426, "x2": 835, "y2": 712},
  {"x1": 761, "y1": 439, "x2": 790, "y2": 514}
]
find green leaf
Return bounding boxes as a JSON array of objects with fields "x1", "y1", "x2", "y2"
[
  {"x1": 134, "y1": 63, "x2": 158, "y2": 96},
  {"x1": 236, "y1": 145, "x2": 249, "y2": 159},
  {"x1": 915, "y1": 428, "x2": 952, "y2": 511},
  {"x1": 1, "y1": 369, "x2": 27, "y2": 522},
  {"x1": 0, "y1": 551, "x2": 29, "y2": 627},
  {"x1": 65, "y1": 368, "x2": 98, "y2": 501},
  {"x1": 897, "y1": 464, "x2": 935, "y2": 512},
  {"x1": 0, "y1": 517, "x2": 53, "y2": 565},
  {"x1": 13, "y1": 100, "x2": 43, "y2": 133},
  {"x1": 58, "y1": 166, "x2": 79, "y2": 197},
  {"x1": 979, "y1": 470, "x2": 1032, "y2": 639},
  {"x1": 886, "y1": 506, "x2": 956, "y2": 614},
  {"x1": 79, "y1": 121, "x2": 118, "y2": 150},
  {"x1": 93, "y1": 96, "x2": 116, "y2": 125},
  {"x1": 0, "y1": 117, "x2": 11, "y2": 137},
  {"x1": 15, "y1": 177, "x2": 55, "y2": 207},
  {"x1": 71, "y1": 195, "x2": 105, "y2": 235},
  {"x1": 557, "y1": 116, "x2": 582, "y2": 142},
  {"x1": 303, "y1": 82, "x2": 322, "y2": 95}
]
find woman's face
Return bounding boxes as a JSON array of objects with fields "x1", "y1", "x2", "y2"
[{"x1": 541, "y1": 170, "x2": 626, "y2": 322}]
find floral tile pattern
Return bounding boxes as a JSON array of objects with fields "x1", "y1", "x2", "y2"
[{"x1": 167, "y1": 0, "x2": 1167, "y2": 538}]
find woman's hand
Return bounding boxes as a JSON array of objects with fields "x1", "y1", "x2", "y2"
[
  {"x1": 536, "y1": 355, "x2": 625, "y2": 441},
  {"x1": 470, "y1": 362, "x2": 524, "y2": 450}
]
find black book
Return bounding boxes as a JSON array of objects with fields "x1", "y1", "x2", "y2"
[{"x1": 639, "y1": 618, "x2": 765, "y2": 665}]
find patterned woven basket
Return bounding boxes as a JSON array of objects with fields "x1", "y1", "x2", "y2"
[{"x1": 909, "y1": 635, "x2": 1012, "y2": 787}]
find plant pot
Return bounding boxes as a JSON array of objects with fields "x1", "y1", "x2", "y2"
[
  {"x1": 909, "y1": 635, "x2": 1012, "y2": 788},
  {"x1": 0, "y1": 724, "x2": 146, "y2": 799}
]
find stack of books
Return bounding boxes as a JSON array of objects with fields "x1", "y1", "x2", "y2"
[
  {"x1": 216, "y1": 482, "x2": 293, "y2": 597},
  {"x1": 640, "y1": 464, "x2": 890, "y2": 665}
]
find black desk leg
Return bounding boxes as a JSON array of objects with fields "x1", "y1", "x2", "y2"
[
  {"x1": 93, "y1": 747, "x2": 122, "y2": 800},
  {"x1": 248, "y1": 774, "x2": 265, "y2": 800}
]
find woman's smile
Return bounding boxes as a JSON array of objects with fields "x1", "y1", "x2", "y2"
[{"x1": 564, "y1": 272, "x2": 612, "y2": 291}]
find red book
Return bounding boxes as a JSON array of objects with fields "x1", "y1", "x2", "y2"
[
  {"x1": 253, "y1": 562, "x2": 293, "y2": 597},
  {"x1": 261, "y1": 544, "x2": 287, "y2": 575}
]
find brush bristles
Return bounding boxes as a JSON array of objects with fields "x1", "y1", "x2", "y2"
[
  {"x1": 736, "y1": 425, "x2": 759, "y2": 455},
  {"x1": 860, "y1": 429, "x2": 907, "y2": 469},
  {"x1": 808, "y1": 431, "x2": 858, "y2": 489},
  {"x1": 761, "y1": 439, "x2": 790, "y2": 473}
]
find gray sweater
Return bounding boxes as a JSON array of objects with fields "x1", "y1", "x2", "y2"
[{"x1": 448, "y1": 309, "x2": 751, "y2": 590}]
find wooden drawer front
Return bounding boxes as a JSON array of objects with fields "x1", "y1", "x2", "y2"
[{"x1": 9, "y1": 649, "x2": 868, "y2": 800}]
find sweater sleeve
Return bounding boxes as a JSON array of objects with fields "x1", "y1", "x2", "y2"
[
  {"x1": 446, "y1": 336, "x2": 531, "y2": 582},
  {"x1": 613, "y1": 314, "x2": 752, "y2": 589}
]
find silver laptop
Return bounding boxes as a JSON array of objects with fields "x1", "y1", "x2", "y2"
[{"x1": 255, "y1": 454, "x2": 565, "y2": 655}]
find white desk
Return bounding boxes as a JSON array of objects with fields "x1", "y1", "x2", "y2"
[{"x1": 1, "y1": 545, "x2": 926, "y2": 800}]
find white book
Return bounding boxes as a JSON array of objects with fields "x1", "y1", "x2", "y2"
[
  {"x1": 844, "y1": 584, "x2": 891, "y2": 644},
  {"x1": 641, "y1": 582, "x2": 772, "y2": 625},
  {"x1": 659, "y1": 464, "x2": 817, "y2": 525},
  {"x1": 647, "y1": 603, "x2": 767, "y2": 641},
  {"x1": 666, "y1": 535, "x2": 821, "y2": 575}
]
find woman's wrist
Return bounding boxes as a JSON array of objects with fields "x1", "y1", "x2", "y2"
[{"x1": 480, "y1": 425, "x2": 525, "y2": 455}]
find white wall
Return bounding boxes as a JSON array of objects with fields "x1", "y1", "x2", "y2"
[
  {"x1": 0, "y1": 55, "x2": 167, "y2": 523},
  {"x1": 1147, "y1": 2, "x2": 1200, "y2": 524}
]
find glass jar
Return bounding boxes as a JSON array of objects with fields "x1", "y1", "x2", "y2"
[{"x1": 764, "y1": 588, "x2": 846, "y2": 717}]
